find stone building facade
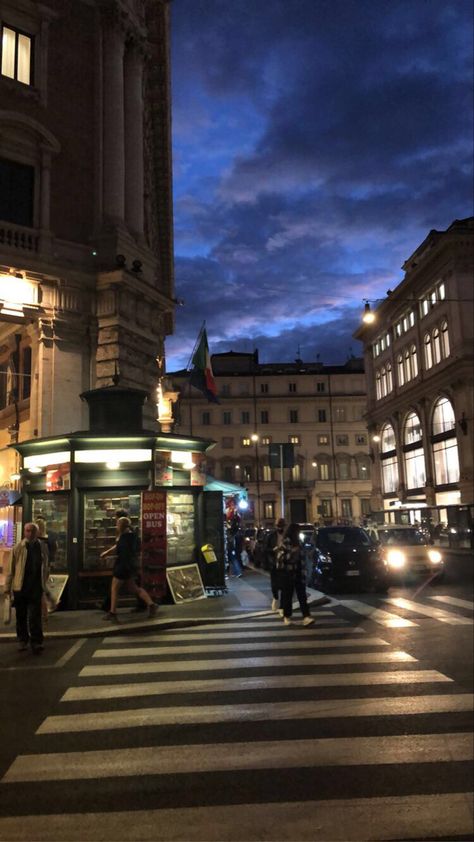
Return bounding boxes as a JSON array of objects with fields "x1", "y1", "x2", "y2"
[
  {"x1": 171, "y1": 352, "x2": 373, "y2": 526},
  {"x1": 354, "y1": 217, "x2": 473, "y2": 522},
  {"x1": 0, "y1": 0, "x2": 174, "y2": 557}
]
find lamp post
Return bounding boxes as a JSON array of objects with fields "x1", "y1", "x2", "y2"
[{"x1": 251, "y1": 433, "x2": 261, "y2": 526}]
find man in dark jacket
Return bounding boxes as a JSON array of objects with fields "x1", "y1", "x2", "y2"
[{"x1": 265, "y1": 517, "x2": 286, "y2": 612}]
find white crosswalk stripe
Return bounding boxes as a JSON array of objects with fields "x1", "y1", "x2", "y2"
[
  {"x1": 1, "y1": 615, "x2": 472, "y2": 842},
  {"x1": 338, "y1": 600, "x2": 418, "y2": 627},
  {"x1": 91, "y1": 636, "x2": 389, "y2": 658},
  {"x1": 384, "y1": 596, "x2": 474, "y2": 625},
  {"x1": 428, "y1": 595, "x2": 474, "y2": 610}
]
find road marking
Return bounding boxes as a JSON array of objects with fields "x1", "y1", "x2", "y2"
[
  {"x1": 102, "y1": 623, "x2": 355, "y2": 643},
  {"x1": 37, "y1": 693, "x2": 473, "y2": 733},
  {"x1": 79, "y1": 650, "x2": 416, "y2": 677},
  {"x1": 54, "y1": 639, "x2": 87, "y2": 668},
  {"x1": 428, "y1": 595, "x2": 474, "y2": 611},
  {"x1": 91, "y1": 637, "x2": 390, "y2": 658},
  {"x1": 5, "y1": 731, "x2": 471, "y2": 782},
  {"x1": 338, "y1": 600, "x2": 418, "y2": 627},
  {"x1": 60, "y1": 669, "x2": 452, "y2": 702},
  {"x1": 0, "y1": 793, "x2": 472, "y2": 841},
  {"x1": 385, "y1": 597, "x2": 474, "y2": 625}
]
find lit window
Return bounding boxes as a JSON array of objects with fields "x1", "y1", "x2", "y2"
[
  {"x1": 380, "y1": 336, "x2": 386, "y2": 352},
  {"x1": 395, "y1": 321, "x2": 402, "y2": 337},
  {"x1": 432, "y1": 328, "x2": 441, "y2": 365},
  {"x1": 381, "y1": 423, "x2": 396, "y2": 453},
  {"x1": 432, "y1": 397, "x2": 455, "y2": 436},
  {"x1": 264, "y1": 501, "x2": 275, "y2": 519},
  {"x1": 321, "y1": 499, "x2": 332, "y2": 517},
  {"x1": 438, "y1": 282, "x2": 446, "y2": 300},
  {"x1": 404, "y1": 348, "x2": 411, "y2": 382},
  {"x1": 424, "y1": 333, "x2": 433, "y2": 369},
  {"x1": 262, "y1": 464, "x2": 272, "y2": 481},
  {"x1": 291, "y1": 463, "x2": 301, "y2": 481},
  {"x1": 433, "y1": 438, "x2": 460, "y2": 485},
  {"x1": 386, "y1": 362, "x2": 393, "y2": 393},
  {"x1": 241, "y1": 437, "x2": 251, "y2": 447},
  {"x1": 386, "y1": 332, "x2": 391, "y2": 347},
  {"x1": 420, "y1": 298, "x2": 430, "y2": 317},
  {"x1": 261, "y1": 436, "x2": 271, "y2": 446},
  {"x1": 410, "y1": 344, "x2": 418, "y2": 378},
  {"x1": 397, "y1": 354, "x2": 405, "y2": 386},
  {"x1": 382, "y1": 454, "x2": 398, "y2": 493},
  {"x1": 319, "y1": 462, "x2": 329, "y2": 480},
  {"x1": 338, "y1": 460, "x2": 350, "y2": 480},
  {"x1": 405, "y1": 412, "x2": 423, "y2": 445},
  {"x1": 441, "y1": 321, "x2": 450, "y2": 357},
  {"x1": 335, "y1": 408, "x2": 346, "y2": 422},
  {"x1": 409, "y1": 311, "x2": 415, "y2": 327},
  {"x1": 318, "y1": 435, "x2": 329, "y2": 445},
  {"x1": 341, "y1": 499, "x2": 352, "y2": 518},
  {"x1": 289, "y1": 435, "x2": 300, "y2": 445},
  {"x1": 1, "y1": 25, "x2": 32, "y2": 85},
  {"x1": 375, "y1": 371, "x2": 382, "y2": 400},
  {"x1": 380, "y1": 367, "x2": 387, "y2": 397}
]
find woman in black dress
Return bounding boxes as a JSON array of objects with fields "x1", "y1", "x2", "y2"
[{"x1": 100, "y1": 517, "x2": 156, "y2": 621}]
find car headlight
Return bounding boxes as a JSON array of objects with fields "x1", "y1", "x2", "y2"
[
  {"x1": 299, "y1": 532, "x2": 305, "y2": 542},
  {"x1": 386, "y1": 549, "x2": 406, "y2": 569},
  {"x1": 428, "y1": 549, "x2": 443, "y2": 564}
]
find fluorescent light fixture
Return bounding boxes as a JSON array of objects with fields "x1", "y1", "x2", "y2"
[
  {"x1": 10, "y1": 472, "x2": 21, "y2": 481},
  {"x1": 75, "y1": 448, "x2": 151, "y2": 463},
  {"x1": 105, "y1": 460, "x2": 121, "y2": 470},
  {"x1": 0, "y1": 274, "x2": 37, "y2": 307},
  {"x1": 170, "y1": 450, "x2": 193, "y2": 465},
  {"x1": 29, "y1": 466, "x2": 42, "y2": 474},
  {"x1": 24, "y1": 451, "x2": 70, "y2": 469}
]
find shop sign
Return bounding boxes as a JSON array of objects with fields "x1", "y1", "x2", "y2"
[
  {"x1": 190, "y1": 452, "x2": 207, "y2": 486},
  {"x1": 155, "y1": 451, "x2": 173, "y2": 486},
  {"x1": 141, "y1": 490, "x2": 167, "y2": 600},
  {"x1": 46, "y1": 463, "x2": 70, "y2": 491}
]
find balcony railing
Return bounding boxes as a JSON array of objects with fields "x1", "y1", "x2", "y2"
[{"x1": 0, "y1": 222, "x2": 39, "y2": 253}]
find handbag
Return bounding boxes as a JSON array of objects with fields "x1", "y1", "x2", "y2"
[{"x1": 3, "y1": 595, "x2": 12, "y2": 625}]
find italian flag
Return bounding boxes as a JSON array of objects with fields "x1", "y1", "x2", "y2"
[{"x1": 190, "y1": 328, "x2": 219, "y2": 403}]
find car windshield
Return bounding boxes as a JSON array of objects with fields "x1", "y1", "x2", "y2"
[
  {"x1": 377, "y1": 529, "x2": 426, "y2": 546},
  {"x1": 318, "y1": 529, "x2": 371, "y2": 548}
]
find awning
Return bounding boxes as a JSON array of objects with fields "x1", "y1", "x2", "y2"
[{"x1": 204, "y1": 476, "x2": 248, "y2": 498}]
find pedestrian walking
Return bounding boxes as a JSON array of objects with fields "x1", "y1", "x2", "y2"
[
  {"x1": 5, "y1": 522, "x2": 55, "y2": 654},
  {"x1": 279, "y1": 522, "x2": 314, "y2": 626},
  {"x1": 98, "y1": 508, "x2": 146, "y2": 613},
  {"x1": 100, "y1": 517, "x2": 157, "y2": 621},
  {"x1": 266, "y1": 517, "x2": 286, "y2": 612}
]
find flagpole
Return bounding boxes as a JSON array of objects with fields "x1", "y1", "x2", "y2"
[{"x1": 187, "y1": 320, "x2": 206, "y2": 435}]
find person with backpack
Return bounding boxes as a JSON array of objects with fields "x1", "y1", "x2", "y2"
[
  {"x1": 100, "y1": 517, "x2": 156, "y2": 621},
  {"x1": 278, "y1": 522, "x2": 314, "y2": 627}
]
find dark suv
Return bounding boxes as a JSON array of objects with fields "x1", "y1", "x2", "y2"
[{"x1": 310, "y1": 526, "x2": 390, "y2": 592}]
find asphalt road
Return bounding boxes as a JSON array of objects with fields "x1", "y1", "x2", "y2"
[{"x1": 0, "y1": 571, "x2": 473, "y2": 841}]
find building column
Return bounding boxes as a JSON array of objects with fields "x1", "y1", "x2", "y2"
[
  {"x1": 102, "y1": 25, "x2": 125, "y2": 223},
  {"x1": 38, "y1": 147, "x2": 52, "y2": 253},
  {"x1": 124, "y1": 41, "x2": 144, "y2": 237}
]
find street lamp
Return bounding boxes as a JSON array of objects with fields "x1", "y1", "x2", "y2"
[{"x1": 250, "y1": 433, "x2": 261, "y2": 525}]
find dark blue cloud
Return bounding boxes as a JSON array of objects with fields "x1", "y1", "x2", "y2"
[{"x1": 166, "y1": 0, "x2": 473, "y2": 371}]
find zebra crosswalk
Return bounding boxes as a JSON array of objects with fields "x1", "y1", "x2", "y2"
[
  {"x1": 319, "y1": 590, "x2": 474, "y2": 628},
  {"x1": 0, "y1": 612, "x2": 473, "y2": 841}
]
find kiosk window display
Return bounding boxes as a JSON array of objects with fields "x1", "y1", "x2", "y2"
[
  {"x1": 83, "y1": 492, "x2": 141, "y2": 570},
  {"x1": 31, "y1": 496, "x2": 68, "y2": 572}
]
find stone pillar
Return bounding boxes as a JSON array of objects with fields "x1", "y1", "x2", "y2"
[
  {"x1": 124, "y1": 41, "x2": 144, "y2": 237},
  {"x1": 102, "y1": 24, "x2": 125, "y2": 223},
  {"x1": 38, "y1": 147, "x2": 53, "y2": 253}
]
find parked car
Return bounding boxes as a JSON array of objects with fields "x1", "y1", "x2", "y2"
[
  {"x1": 310, "y1": 526, "x2": 390, "y2": 592},
  {"x1": 369, "y1": 524, "x2": 445, "y2": 582}
]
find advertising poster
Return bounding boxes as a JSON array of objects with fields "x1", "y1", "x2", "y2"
[
  {"x1": 166, "y1": 563, "x2": 206, "y2": 603},
  {"x1": 141, "y1": 490, "x2": 167, "y2": 600},
  {"x1": 46, "y1": 463, "x2": 71, "y2": 491},
  {"x1": 154, "y1": 451, "x2": 173, "y2": 486},
  {"x1": 190, "y1": 452, "x2": 207, "y2": 486}
]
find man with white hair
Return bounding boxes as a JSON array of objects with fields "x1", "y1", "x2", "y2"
[{"x1": 5, "y1": 522, "x2": 51, "y2": 654}]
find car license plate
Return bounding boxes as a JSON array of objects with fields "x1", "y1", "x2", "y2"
[{"x1": 346, "y1": 570, "x2": 360, "y2": 576}]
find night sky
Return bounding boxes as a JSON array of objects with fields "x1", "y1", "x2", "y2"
[{"x1": 164, "y1": 0, "x2": 473, "y2": 372}]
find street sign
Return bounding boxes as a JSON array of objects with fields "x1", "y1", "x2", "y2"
[{"x1": 268, "y1": 443, "x2": 295, "y2": 468}]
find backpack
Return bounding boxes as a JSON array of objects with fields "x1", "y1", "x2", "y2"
[{"x1": 275, "y1": 542, "x2": 293, "y2": 571}]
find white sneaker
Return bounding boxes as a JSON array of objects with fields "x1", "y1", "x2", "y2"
[
  {"x1": 278, "y1": 609, "x2": 284, "y2": 617},
  {"x1": 303, "y1": 616, "x2": 315, "y2": 626},
  {"x1": 271, "y1": 598, "x2": 279, "y2": 612},
  {"x1": 283, "y1": 617, "x2": 292, "y2": 626}
]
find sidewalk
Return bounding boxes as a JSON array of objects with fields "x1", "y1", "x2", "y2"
[{"x1": 0, "y1": 566, "x2": 292, "y2": 642}]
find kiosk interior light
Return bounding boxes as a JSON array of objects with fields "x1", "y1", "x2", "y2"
[
  {"x1": 10, "y1": 472, "x2": 21, "y2": 481},
  {"x1": 170, "y1": 451, "x2": 193, "y2": 466},
  {"x1": 75, "y1": 448, "x2": 151, "y2": 463},
  {"x1": 24, "y1": 451, "x2": 71, "y2": 469},
  {"x1": 29, "y1": 465, "x2": 42, "y2": 474},
  {"x1": 105, "y1": 460, "x2": 121, "y2": 470}
]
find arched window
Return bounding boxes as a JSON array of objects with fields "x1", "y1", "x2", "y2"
[
  {"x1": 397, "y1": 354, "x2": 405, "y2": 386},
  {"x1": 432, "y1": 397, "x2": 459, "y2": 485},
  {"x1": 404, "y1": 412, "x2": 425, "y2": 489},
  {"x1": 375, "y1": 370, "x2": 381, "y2": 400},
  {"x1": 404, "y1": 348, "x2": 411, "y2": 382},
  {"x1": 380, "y1": 423, "x2": 398, "y2": 494},
  {"x1": 380, "y1": 367, "x2": 387, "y2": 397},
  {"x1": 410, "y1": 344, "x2": 418, "y2": 378},
  {"x1": 381, "y1": 422, "x2": 396, "y2": 453},
  {"x1": 441, "y1": 321, "x2": 450, "y2": 358},
  {"x1": 386, "y1": 362, "x2": 393, "y2": 393},
  {"x1": 424, "y1": 333, "x2": 433, "y2": 369},
  {"x1": 404, "y1": 412, "x2": 422, "y2": 444},
  {"x1": 432, "y1": 328, "x2": 441, "y2": 364}
]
